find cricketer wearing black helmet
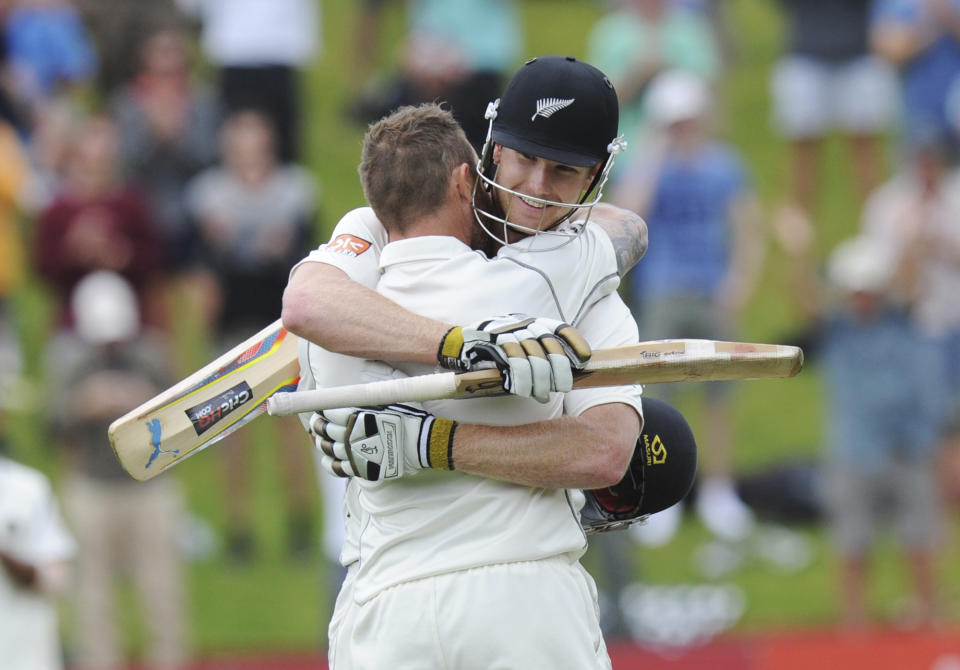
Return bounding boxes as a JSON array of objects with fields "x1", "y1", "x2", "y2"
[{"x1": 474, "y1": 56, "x2": 627, "y2": 248}]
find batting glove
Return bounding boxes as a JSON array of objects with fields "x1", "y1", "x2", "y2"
[
  {"x1": 437, "y1": 315, "x2": 592, "y2": 403},
  {"x1": 309, "y1": 404, "x2": 457, "y2": 481}
]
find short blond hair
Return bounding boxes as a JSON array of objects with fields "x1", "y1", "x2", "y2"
[{"x1": 359, "y1": 103, "x2": 477, "y2": 234}]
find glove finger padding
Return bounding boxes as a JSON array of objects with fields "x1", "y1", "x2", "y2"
[
  {"x1": 517, "y1": 334, "x2": 552, "y2": 403},
  {"x1": 310, "y1": 411, "x2": 354, "y2": 474},
  {"x1": 540, "y1": 335, "x2": 573, "y2": 392},
  {"x1": 309, "y1": 411, "x2": 350, "y2": 443},
  {"x1": 318, "y1": 452, "x2": 354, "y2": 478},
  {"x1": 495, "y1": 332, "x2": 533, "y2": 399},
  {"x1": 506, "y1": 319, "x2": 591, "y2": 401},
  {"x1": 316, "y1": 434, "x2": 351, "y2": 462},
  {"x1": 514, "y1": 320, "x2": 582, "y2": 399},
  {"x1": 552, "y1": 323, "x2": 592, "y2": 368}
]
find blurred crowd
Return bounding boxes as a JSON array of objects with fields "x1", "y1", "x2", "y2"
[
  {"x1": 1, "y1": 0, "x2": 960, "y2": 667},
  {"x1": 584, "y1": 0, "x2": 960, "y2": 640},
  {"x1": 0, "y1": 0, "x2": 320, "y2": 668}
]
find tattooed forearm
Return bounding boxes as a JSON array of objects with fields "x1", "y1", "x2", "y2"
[{"x1": 592, "y1": 205, "x2": 648, "y2": 276}]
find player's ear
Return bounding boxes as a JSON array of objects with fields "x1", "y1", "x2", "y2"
[
  {"x1": 452, "y1": 162, "x2": 473, "y2": 203},
  {"x1": 492, "y1": 143, "x2": 503, "y2": 165}
]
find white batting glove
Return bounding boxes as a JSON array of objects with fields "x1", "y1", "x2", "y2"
[
  {"x1": 437, "y1": 315, "x2": 592, "y2": 403},
  {"x1": 309, "y1": 404, "x2": 458, "y2": 481}
]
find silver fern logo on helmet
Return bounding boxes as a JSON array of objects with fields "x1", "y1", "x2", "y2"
[{"x1": 531, "y1": 97, "x2": 574, "y2": 121}]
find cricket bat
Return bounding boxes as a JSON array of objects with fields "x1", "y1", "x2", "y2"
[
  {"x1": 108, "y1": 319, "x2": 300, "y2": 481},
  {"x1": 266, "y1": 339, "x2": 803, "y2": 416}
]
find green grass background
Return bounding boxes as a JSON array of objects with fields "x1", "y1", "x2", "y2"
[{"x1": 6, "y1": 0, "x2": 960, "y2": 658}]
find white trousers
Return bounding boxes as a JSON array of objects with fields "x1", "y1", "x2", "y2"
[{"x1": 329, "y1": 556, "x2": 611, "y2": 669}]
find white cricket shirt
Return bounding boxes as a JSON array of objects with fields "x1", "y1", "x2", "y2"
[{"x1": 298, "y1": 208, "x2": 643, "y2": 601}]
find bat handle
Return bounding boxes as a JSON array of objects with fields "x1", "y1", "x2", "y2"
[{"x1": 266, "y1": 371, "x2": 461, "y2": 416}]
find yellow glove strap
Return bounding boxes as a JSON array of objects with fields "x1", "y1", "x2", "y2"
[
  {"x1": 438, "y1": 326, "x2": 465, "y2": 365},
  {"x1": 428, "y1": 418, "x2": 458, "y2": 471}
]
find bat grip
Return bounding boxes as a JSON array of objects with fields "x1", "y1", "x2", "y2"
[{"x1": 266, "y1": 372, "x2": 460, "y2": 416}]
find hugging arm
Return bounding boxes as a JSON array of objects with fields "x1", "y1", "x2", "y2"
[
  {"x1": 588, "y1": 203, "x2": 648, "y2": 277},
  {"x1": 282, "y1": 262, "x2": 590, "y2": 400},
  {"x1": 313, "y1": 400, "x2": 640, "y2": 489}
]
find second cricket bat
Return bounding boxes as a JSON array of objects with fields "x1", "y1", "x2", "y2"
[
  {"x1": 108, "y1": 319, "x2": 300, "y2": 481},
  {"x1": 112, "y1": 331, "x2": 802, "y2": 482}
]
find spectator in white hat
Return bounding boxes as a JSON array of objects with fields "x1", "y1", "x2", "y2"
[{"x1": 51, "y1": 270, "x2": 190, "y2": 669}]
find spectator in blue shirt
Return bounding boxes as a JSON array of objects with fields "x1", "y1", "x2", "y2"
[
  {"x1": 3, "y1": 0, "x2": 96, "y2": 110},
  {"x1": 871, "y1": 0, "x2": 960, "y2": 159},
  {"x1": 613, "y1": 70, "x2": 765, "y2": 546}
]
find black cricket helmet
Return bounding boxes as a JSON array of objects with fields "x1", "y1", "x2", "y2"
[
  {"x1": 474, "y1": 56, "x2": 626, "y2": 247},
  {"x1": 581, "y1": 397, "x2": 698, "y2": 534}
]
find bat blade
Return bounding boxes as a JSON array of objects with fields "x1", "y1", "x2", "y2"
[
  {"x1": 572, "y1": 339, "x2": 804, "y2": 387},
  {"x1": 108, "y1": 319, "x2": 300, "y2": 481},
  {"x1": 266, "y1": 339, "x2": 803, "y2": 416}
]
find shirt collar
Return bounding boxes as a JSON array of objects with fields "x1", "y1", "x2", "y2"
[{"x1": 379, "y1": 235, "x2": 474, "y2": 272}]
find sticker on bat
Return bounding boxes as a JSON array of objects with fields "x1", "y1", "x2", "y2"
[
  {"x1": 144, "y1": 418, "x2": 180, "y2": 469},
  {"x1": 185, "y1": 381, "x2": 254, "y2": 435},
  {"x1": 461, "y1": 378, "x2": 506, "y2": 395}
]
